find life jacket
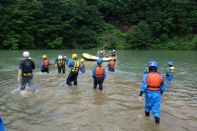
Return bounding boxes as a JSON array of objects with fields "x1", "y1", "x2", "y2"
[
  {"x1": 95, "y1": 66, "x2": 104, "y2": 78},
  {"x1": 23, "y1": 59, "x2": 33, "y2": 73},
  {"x1": 71, "y1": 61, "x2": 80, "y2": 72},
  {"x1": 109, "y1": 61, "x2": 115, "y2": 68},
  {"x1": 82, "y1": 63, "x2": 86, "y2": 69},
  {"x1": 43, "y1": 59, "x2": 49, "y2": 68},
  {"x1": 168, "y1": 66, "x2": 175, "y2": 73},
  {"x1": 57, "y1": 59, "x2": 65, "y2": 67},
  {"x1": 146, "y1": 72, "x2": 161, "y2": 91}
]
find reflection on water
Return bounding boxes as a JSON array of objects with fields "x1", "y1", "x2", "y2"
[{"x1": 0, "y1": 50, "x2": 196, "y2": 131}]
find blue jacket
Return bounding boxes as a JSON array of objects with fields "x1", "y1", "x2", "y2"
[
  {"x1": 68, "y1": 59, "x2": 82, "y2": 70},
  {"x1": 63, "y1": 58, "x2": 69, "y2": 65},
  {"x1": 92, "y1": 66, "x2": 106, "y2": 79},
  {"x1": 140, "y1": 73, "x2": 166, "y2": 94},
  {"x1": 80, "y1": 63, "x2": 86, "y2": 74},
  {"x1": 0, "y1": 117, "x2": 4, "y2": 131},
  {"x1": 40, "y1": 59, "x2": 51, "y2": 69},
  {"x1": 165, "y1": 68, "x2": 173, "y2": 84}
]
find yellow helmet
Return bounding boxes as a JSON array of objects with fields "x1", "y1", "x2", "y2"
[
  {"x1": 80, "y1": 58, "x2": 85, "y2": 63},
  {"x1": 72, "y1": 54, "x2": 77, "y2": 59},
  {"x1": 169, "y1": 66, "x2": 175, "y2": 70},
  {"x1": 42, "y1": 54, "x2": 47, "y2": 59}
]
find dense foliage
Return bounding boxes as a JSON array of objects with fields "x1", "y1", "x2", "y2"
[{"x1": 0, "y1": 0, "x2": 196, "y2": 50}]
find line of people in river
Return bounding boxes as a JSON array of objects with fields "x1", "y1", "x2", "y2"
[
  {"x1": 15, "y1": 51, "x2": 175, "y2": 125},
  {"x1": 17, "y1": 51, "x2": 116, "y2": 92}
]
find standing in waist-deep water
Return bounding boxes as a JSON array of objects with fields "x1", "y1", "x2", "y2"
[
  {"x1": 80, "y1": 58, "x2": 86, "y2": 74},
  {"x1": 55, "y1": 55, "x2": 66, "y2": 73},
  {"x1": 40, "y1": 54, "x2": 51, "y2": 73},
  {"x1": 111, "y1": 49, "x2": 116, "y2": 57},
  {"x1": 165, "y1": 61, "x2": 175, "y2": 84},
  {"x1": 66, "y1": 54, "x2": 82, "y2": 86},
  {"x1": 108, "y1": 57, "x2": 116, "y2": 72},
  {"x1": 17, "y1": 51, "x2": 36, "y2": 94},
  {"x1": 92, "y1": 58, "x2": 106, "y2": 90},
  {"x1": 139, "y1": 61, "x2": 166, "y2": 124}
]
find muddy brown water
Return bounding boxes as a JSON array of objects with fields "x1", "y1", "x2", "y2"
[{"x1": 0, "y1": 50, "x2": 196, "y2": 131}]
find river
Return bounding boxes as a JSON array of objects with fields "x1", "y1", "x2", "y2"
[{"x1": 0, "y1": 50, "x2": 196, "y2": 131}]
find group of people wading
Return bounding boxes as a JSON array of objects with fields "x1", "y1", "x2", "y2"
[{"x1": 16, "y1": 50, "x2": 175, "y2": 125}]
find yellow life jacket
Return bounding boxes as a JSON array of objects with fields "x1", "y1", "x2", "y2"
[
  {"x1": 168, "y1": 66, "x2": 175, "y2": 73},
  {"x1": 57, "y1": 59, "x2": 65, "y2": 67},
  {"x1": 71, "y1": 60, "x2": 80, "y2": 72}
]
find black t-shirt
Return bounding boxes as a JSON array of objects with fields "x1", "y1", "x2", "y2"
[{"x1": 19, "y1": 59, "x2": 35, "y2": 73}]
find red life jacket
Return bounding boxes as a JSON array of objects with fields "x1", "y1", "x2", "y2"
[
  {"x1": 109, "y1": 61, "x2": 115, "y2": 68},
  {"x1": 146, "y1": 72, "x2": 161, "y2": 91},
  {"x1": 43, "y1": 59, "x2": 49, "y2": 68},
  {"x1": 95, "y1": 66, "x2": 104, "y2": 78},
  {"x1": 82, "y1": 63, "x2": 86, "y2": 68}
]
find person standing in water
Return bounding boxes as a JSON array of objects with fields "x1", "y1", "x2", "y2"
[
  {"x1": 80, "y1": 58, "x2": 86, "y2": 74},
  {"x1": 139, "y1": 61, "x2": 166, "y2": 124},
  {"x1": 66, "y1": 54, "x2": 82, "y2": 86},
  {"x1": 108, "y1": 57, "x2": 115, "y2": 72},
  {"x1": 40, "y1": 54, "x2": 50, "y2": 73},
  {"x1": 165, "y1": 61, "x2": 175, "y2": 84},
  {"x1": 55, "y1": 55, "x2": 66, "y2": 73},
  {"x1": 17, "y1": 51, "x2": 36, "y2": 94},
  {"x1": 92, "y1": 58, "x2": 106, "y2": 90}
]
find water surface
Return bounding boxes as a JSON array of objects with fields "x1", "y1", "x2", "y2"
[{"x1": 0, "y1": 50, "x2": 196, "y2": 131}]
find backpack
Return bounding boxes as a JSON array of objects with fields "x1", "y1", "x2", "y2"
[{"x1": 23, "y1": 59, "x2": 33, "y2": 73}]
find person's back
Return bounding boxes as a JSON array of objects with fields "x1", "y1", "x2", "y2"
[
  {"x1": 80, "y1": 58, "x2": 86, "y2": 74},
  {"x1": 108, "y1": 58, "x2": 115, "y2": 72},
  {"x1": 40, "y1": 55, "x2": 50, "y2": 73},
  {"x1": 18, "y1": 51, "x2": 36, "y2": 94},
  {"x1": 165, "y1": 61, "x2": 175, "y2": 84},
  {"x1": 92, "y1": 58, "x2": 106, "y2": 90},
  {"x1": 139, "y1": 61, "x2": 166, "y2": 124},
  {"x1": 67, "y1": 54, "x2": 82, "y2": 86}
]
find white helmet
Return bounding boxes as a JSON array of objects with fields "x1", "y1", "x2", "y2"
[
  {"x1": 58, "y1": 55, "x2": 63, "y2": 59},
  {"x1": 113, "y1": 50, "x2": 115, "y2": 52},
  {"x1": 100, "y1": 51, "x2": 103, "y2": 53},
  {"x1": 23, "y1": 51, "x2": 30, "y2": 58}
]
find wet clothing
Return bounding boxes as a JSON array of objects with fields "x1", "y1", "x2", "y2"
[
  {"x1": 111, "y1": 52, "x2": 116, "y2": 57},
  {"x1": 80, "y1": 63, "x2": 86, "y2": 74},
  {"x1": 19, "y1": 59, "x2": 36, "y2": 91},
  {"x1": 63, "y1": 57, "x2": 69, "y2": 65},
  {"x1": 66, "y1": 60, "x2": 82, "y2": 86},
  {"x1": 55, "y1": 58, "x2": 66, "y2": 73},
  {"x1": 40, "y1": 59, "x2": 50, "y2": 73},
  {"x1": 165, "y1": 67, "x2": 174, "y2": 84},
  {"x1": 20, "y1": 76, "x2": 35, "y2": 92},
  {"x1": 0, "y1": 117, "x2": 4, "y2": 131},
  {"x1": 92, "y1": 65, "x2": 106, "y2": 90},
  {"x1": 144, "y1": 67, "x2": 148, "y2": 74},
  {"x1": 140, "y1": 72, "x2": 166, "y2": 118},
  {"x1": 108, "y1": 61, "x2": 115, "y2": 72}
]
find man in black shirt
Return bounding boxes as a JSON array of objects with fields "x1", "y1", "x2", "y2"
[{"x1": 17, "y1": 51, "x2": 36, "y2": 94}]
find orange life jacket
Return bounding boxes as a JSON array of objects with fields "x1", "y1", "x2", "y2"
[
  {"x1": 82, "y1": 63, "x2": 86, "y2": 68},
  {"x1": 109, "y1": 61, "x2": 115, "y2": 68},
  {"x1": 147, "y1": 72, "x2": 161, "y2": 91},
  {"x1": 43, "y1": 59, "x2": 49, "y2": 68},
  {"x1": 95, "y1": 66, "x2": 104, "y2": 78}
]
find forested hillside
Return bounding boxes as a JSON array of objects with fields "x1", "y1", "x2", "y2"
[{"x1": 0, "y1": 0, "x2": 196, "y2": 50}]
